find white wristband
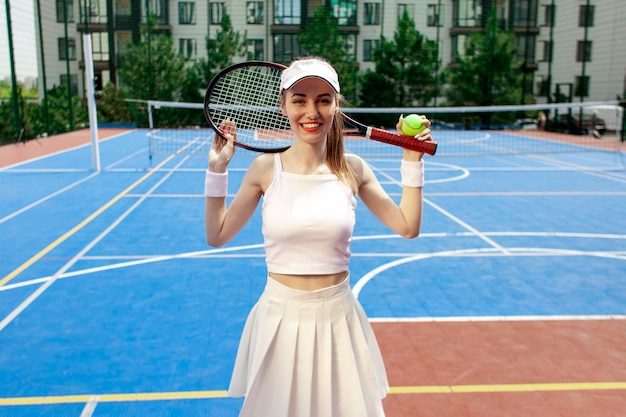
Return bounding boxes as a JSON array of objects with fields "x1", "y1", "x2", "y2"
[
  {"x1": 204, "y1": 170, "x2": 228, "y2": 197},
  {"x1": 400, "y1": 159, "x2": 424, "y2": 188}
]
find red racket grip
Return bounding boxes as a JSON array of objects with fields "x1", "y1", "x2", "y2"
[{"x1": 369, "y1": 127, "x2": 438, "y2": 155}]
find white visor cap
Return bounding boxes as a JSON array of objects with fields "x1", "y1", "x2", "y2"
[{"x1": 280, "y1": 59, "x2": 340, "y2": 93}]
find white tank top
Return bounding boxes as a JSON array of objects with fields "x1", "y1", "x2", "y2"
[{"x1": 262, "y1": 153, "x2": 356, "y2": 274}]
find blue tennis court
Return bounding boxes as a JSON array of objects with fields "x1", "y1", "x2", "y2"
[{"x1": 1, "y1": 128, "x2": 625, "y2": 416}]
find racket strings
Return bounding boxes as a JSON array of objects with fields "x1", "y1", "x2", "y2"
[{"x1": 207, "y1": 66, "x2": 294, "y2": 148}]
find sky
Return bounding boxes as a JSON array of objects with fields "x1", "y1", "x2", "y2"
[{"x1": 0, "y1": 0, "x2": 38, "y2": 80}]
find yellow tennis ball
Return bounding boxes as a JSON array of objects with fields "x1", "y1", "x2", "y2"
[{"x1": 401, "y1": 114, "x2": 426, "y2": 136}]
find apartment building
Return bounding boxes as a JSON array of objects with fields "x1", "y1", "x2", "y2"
[{"x1": 35, "y1": 0, "x2": 625, "y2": 104}]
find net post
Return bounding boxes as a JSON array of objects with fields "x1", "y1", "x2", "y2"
[
  {"x1": 147, "y1": 101, "x2": 154, "y2": 166},
  {"x1": 82, "y1": 33, "x2": 101, "y2": 172},
  {"x1": 148, "y1": 100, "x2": 155, "y2": 129}
]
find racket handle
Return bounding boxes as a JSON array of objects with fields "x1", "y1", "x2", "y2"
[{"x1": 369, "y1": 127, "x2": 438, "y2": 155}]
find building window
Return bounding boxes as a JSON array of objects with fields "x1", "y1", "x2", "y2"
[
  {"x1": 345, "y1": 34, "x2": 356, "y2": 60},
  {"x1": 398, "y1": 4, "x2": 414, "y2": 21},
  {"x1": 58, "y1": 38, "x2": 77, "y2": 60},
  {"x1": 576, "y1": 40, "x2": 592, "y2": 62},
  {"x1": 575, "y1": 75, "x2": 589, "y2": 97},
  {"x1": 247, "y1": 39, "x2": 264, "y2": 60},
  {"x1": 510, "y1": 0, "x2": 537, "y2": 28},
  {"x1": 179, "y1": 2, "x2": 196, "y2": 24},
  {"x1": 579, "y1": 4, "x2": 594, "y2": 27},
  {"x1": 274, "y1": 0, "x2": 301, "y2": 25},
  {"x1": 514, "y1": 35, "x2": 536, "y2": 62},
  {"x1": 427, "y1": 4, "x2": 441, "y2": 27},
  {"x1": 246, "y1": 2, "x2": 263, "y2": 24},
  {"x1": 91, "y1": 32, "x2": 110, "y2": 61},
  {"x1": 273, "y1": 33, "x2": 304, "y2": 63},
  {"x1": 144, "y1": 0, "x2": 167, "y2": 24},
  {"x1": 536, "y1": 75, "x2": 549, "y2": 97},
  {"x1": 454, "y1": 0, "x2": 482, "y2": 27},
  {"x1": 145, "y1": 0, "x2": 163, "y2": 17},
  {"x1": 434, "y1": 40, "x2": 442, "y2": 61},
  {"x1": 117, "y1": 0, "x2": 131, "y2": 16},
  {"x1": 452, "y1": 34, "x2": 468, "y2": 59},
  {"x1": 88, "y1": 0, "x2": 100, "y2": 16},
  {"x1": 79, "y1": 0, "x2": 109, "y2": 24},
  {"x1": 363, "y1": 39, "x2": 379, "y2": 62},
  {"x1": 179, "y1": 38, "x2": 197, "y2": 60},
  {"x1": 60, "y1": 74, "x2": 79, "y2": 95},
  {"x1": 539, "y1": 40, "x2": 552, "y2": 62},
  {"x1": 56, "y1": 0, "x2": 75, "y2": 22},
  {"x1": 210, "y1": 2, "x2": 225, "y2": 24},
  {"x1": 541, "y1": 3, "x2": 554, "y2": 27},
  {"x1": 331, "y1": 0, "x2": 356, "y2": 26},
  {"x1": 364, "y1": 3, "x2": 380, "y2": 25}
]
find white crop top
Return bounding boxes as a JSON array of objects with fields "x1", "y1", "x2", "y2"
[{"x1": 262, "y1": 153, "x2": 357, "y2": 274}]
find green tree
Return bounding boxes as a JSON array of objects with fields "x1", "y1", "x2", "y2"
[
  {"x1": 117, "y1": 19, "x2": 195, "y2": 127},
  {"x1": 118, "y1": 22, "x2": 187, "y2": 102},
  {"x1": 298, "y1": 7, "x2": 358, "y2": 103},
  {"x1": 0, "y1": 100, "x2": 19, "y2": 143},
  {"x1": 444, "y1": 11, "x2": 522, "y2": 109},
  {"x1": 98, "y1": 82, "x2": 134, "y2": 123},
  {"x1": 194, "y1": 13, "x2": 248, "y2": 89},
  {"x1": 1, "y1": 84, "x2": 90, "y2": 144},
  {"x1": 0, "y1": 85, "x2": 23, "y2": 141},
  {"x1": 41, "y1": 85, "x2": 88, "y2": 135},
  {"x1": 358, "y1": 11, "x2": 439, "y2": 126}
]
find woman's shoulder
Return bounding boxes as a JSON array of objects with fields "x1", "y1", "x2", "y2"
[
  {"x1": 246, "y1": 152, "x2": 278, "y2": 192},
  {"x1": 250, "y1": 152, "x2": 276, "y2": 171},
  {"x1": 345, "y1": 152, "x2": 367, "y2": 171}
]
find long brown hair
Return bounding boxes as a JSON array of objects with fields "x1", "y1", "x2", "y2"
[
  {"x1": 327, "y1": 105, "x2": 357, "y2": 194},
  {"x1": 282, "y1": 56, "x2": 357, "y2": 193}
]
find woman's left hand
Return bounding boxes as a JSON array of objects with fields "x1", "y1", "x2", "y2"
[{"x1": 397, "y1": 115, "x2": 434, "y2": 162}]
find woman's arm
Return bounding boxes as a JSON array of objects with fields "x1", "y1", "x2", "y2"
[
  {"x1": 204, "y1": 124, "x2": 271, "y2": 247},
  {"x1": 351, "y1": 116, "x2": 432, "y2": 239},
  {"x1": 351, "y1": 153, "x2": 423, "y2": 239}
]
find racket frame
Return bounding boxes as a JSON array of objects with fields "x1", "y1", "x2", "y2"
[{"x1": 204, "y1": 61, "x2": 290, "y2": 153}]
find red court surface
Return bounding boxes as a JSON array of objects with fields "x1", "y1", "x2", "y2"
[
  {"x1": 0, "y1": 128, "x2": 130, "y2": 168},
  {"x1": 376, "y1": 320, "x2": 626, "y2": 417},
  {"x1": 503, "y1": 129, "x2": 622, "y2": 152}
]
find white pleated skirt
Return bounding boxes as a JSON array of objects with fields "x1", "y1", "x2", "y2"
[{"x1": 229, "y1": 275, "x2": 389, "y2": 417}]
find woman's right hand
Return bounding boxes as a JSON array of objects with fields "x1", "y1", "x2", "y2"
[{"x1": 208, "y1": 120, "x2": 236, "y2": 173}]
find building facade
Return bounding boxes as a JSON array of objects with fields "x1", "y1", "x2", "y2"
[{"x1": 35, "y1": 0, "x2": 626, "y2": 105}]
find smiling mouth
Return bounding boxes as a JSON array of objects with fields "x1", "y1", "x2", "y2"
[{"x1": 301, "y1": 123, "x2": 321, "y2": 130}]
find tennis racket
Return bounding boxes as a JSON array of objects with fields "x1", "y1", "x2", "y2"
[{"x1": 203, "y1": 61, "x2": 437, "y2": 155}]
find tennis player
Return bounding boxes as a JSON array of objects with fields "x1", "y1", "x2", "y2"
[{"x1": 204, "y1": 57, "x2": 433, "y2": 417}]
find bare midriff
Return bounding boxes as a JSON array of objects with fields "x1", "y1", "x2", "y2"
[{"x1": 269, "y1": 271, "x2": 349, "y2": 291}]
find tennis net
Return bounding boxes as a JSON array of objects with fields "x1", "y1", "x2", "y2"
[{"x1": 146, "y1": 100, "x2": 624, "y2": 158}]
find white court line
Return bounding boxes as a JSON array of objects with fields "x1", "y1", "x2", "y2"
[
  {"x1": 0, "y1": 244, "x2": 265, "y2": 292},
  {"x1": 103, "y1": 147, "x2": 146, "y2": 170},
  {"x1": 0, "y1": 148, "x2": 196, "y2": 332},
  {"x1": 0, "y1": 132, "x2": 149, "y2": 225},
  {"x1": 371, "y1": 160, "x2": 509, "y2": 253},
  {"x1": 1, "y1": 243, "x2": 623, "y2": 324},
  {"x1": 350, "y1": 246, "x2": 626, "y2": 298},
  {"x1": 0, "y1": 172, "x2": 99, "y2": 224},
  {"x1": 79, "y1": 396, "x2": 99, "y2": 417},
  {"x1": 425, "y1": 199, "x2": 511, "y2": 254},
  {"x1": 2, "y1": 231, "x2": 625, "y2": 292},
  {"x1": 2, "y1": 242, "x2": 624, "y2": 301},
  {"x1": 370, "y1": 315, "x2": 626, "y2": 323}
]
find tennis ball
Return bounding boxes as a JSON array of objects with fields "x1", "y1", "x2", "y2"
[{"x1": 401, "y1": 114, "x2": 426, "y2": 136}]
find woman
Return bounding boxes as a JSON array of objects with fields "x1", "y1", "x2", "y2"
[{"x1": 204, "y1": 57, "x2": 434, "y2": 417}]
